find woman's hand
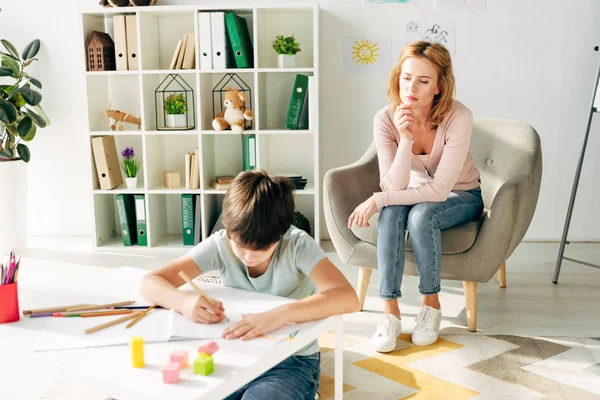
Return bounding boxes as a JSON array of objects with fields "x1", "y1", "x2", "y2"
[
  {"x1": 180, "y1": 293, "x2": 226, "y2": 324},
  {"x1": 394, "y1": 103, "x2": 415, "y2": 140},
  {"x1": 348, "y1": 196, "x2": 378, "y2": 228},
  {"x1": 222, "y1": 309, "x2": 286, "y2": 341}
]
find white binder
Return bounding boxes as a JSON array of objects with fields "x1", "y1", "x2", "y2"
[
  {"x1": 210, "y1": 12, "x2": 228, "y2": 69},
  {"x1": 198, "y1": 12, "x2": 213, "y2": 70},
  {"x1": 113, "y1": 15, "x2": 128, "y2": 71},
  {"x1": 125, "y1": 15, "x2": 139, "y2": 70}
]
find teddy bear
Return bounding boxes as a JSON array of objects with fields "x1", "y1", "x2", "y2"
[{"x1": 212, "y1": 87, "x2": 253, "y2": 134}]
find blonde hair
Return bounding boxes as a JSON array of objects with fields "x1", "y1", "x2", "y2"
[{"x1": 387, "y1": 41, "x2": 455, "y2": 127}]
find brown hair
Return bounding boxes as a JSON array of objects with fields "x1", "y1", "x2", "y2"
[
  {"x1": 387, "y1": 40, "x2": 455, "y2": 127},
  {"x1": 222, "y1": 169, "x2": 295, "y2": 250}
]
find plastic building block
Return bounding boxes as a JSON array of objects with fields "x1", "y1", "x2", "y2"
[
  {"x1": 162, "y1": 362, "x2": 180, "y2": 384},
  {"x1": 193, "y1": 353, "x2": 214, "y2": 376},
  {"x1": 170, "y1": 350, "x2": 188, "y2": 368},
  {"x1": 130, "y1": 336, "x2": 144, "y2": 368},
  {"x1": 197, "y1": 340, "x2": 219, "y2": 355}
]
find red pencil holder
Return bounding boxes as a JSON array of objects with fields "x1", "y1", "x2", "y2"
[{"x1": 0, "y1": 282, "x2": 20, "y2": 323}]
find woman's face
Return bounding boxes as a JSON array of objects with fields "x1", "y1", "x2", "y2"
[{"x1": 399, "y1": 57, "x2": 440, "y2": 109}]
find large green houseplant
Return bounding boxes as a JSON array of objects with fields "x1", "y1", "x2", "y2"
[{"x1": 0, "y1": 39, "x2": 50, "y2": 163}]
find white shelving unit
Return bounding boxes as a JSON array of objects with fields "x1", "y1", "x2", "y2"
[{"x1": 81, "y1": 4, "x2": 320, "y2": 251}]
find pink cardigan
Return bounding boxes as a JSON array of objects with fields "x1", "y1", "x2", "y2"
[{"x1": 373, "y1": 100, "x2": 481, "y2": 210}]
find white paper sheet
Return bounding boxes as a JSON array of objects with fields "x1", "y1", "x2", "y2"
[
  {"x1": 434, "y1": 0, "x2": 486, "y2": 12},
  {"x1": 405, "y1": 20, "x2": 456, "y2": 58}
]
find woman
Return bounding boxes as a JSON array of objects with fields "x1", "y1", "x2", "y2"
[{"x1": 348, "y1": 41, "x2": 483, "y2": 353}]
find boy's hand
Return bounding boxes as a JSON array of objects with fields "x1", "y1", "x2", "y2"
[
  {"x1": 180, "y1": 293, "x2": 226, "y2": 324},
  {"x1": 222, "y1": 309, "x2": 286, "y2": 341}
]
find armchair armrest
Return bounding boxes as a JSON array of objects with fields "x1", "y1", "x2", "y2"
[{"x1": 323, "y1": 143, "x2": 381, "y2": 263}]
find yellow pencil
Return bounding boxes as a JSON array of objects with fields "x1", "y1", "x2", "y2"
[
  {"x1": 178, "y1": 271, "x2": 227, "y2": 320},
  {"x1": 85, "y1": 311, "x2": 142, "y2": 334},
  {"x1": 126, "y1": 305, "x2": 156, "y2": 329}
]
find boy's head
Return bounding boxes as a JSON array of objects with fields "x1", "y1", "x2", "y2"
[{"x1": 222, "y1": 169, "x2": 295, "y2": 252}]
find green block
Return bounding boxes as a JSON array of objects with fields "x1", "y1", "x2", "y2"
[{"x1": 193, "y1": 354, "x2": 214, "y2": 376}]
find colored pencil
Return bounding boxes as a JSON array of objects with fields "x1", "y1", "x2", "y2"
[
  {"x1": 66, "y1": 301, "x2": 135, "y2": 312},
  {"x1": 24, "y1": 304, "x2": 95, "y2": 316},
  {"x1": 126, "y1": 305, "x2": 156, "y2": 328},
  {"x1": 114, "y1": 305, "x2": 164, "y2": 310},
  {"x1": 53, "y1": 310, "x2": 135, "y2": 318},
  {"x1": 178, "y1": 270, "x2": 227, "y2": 320},
  {"x1": 85, "y1": 311, "x2": 142, "y2": 335}
]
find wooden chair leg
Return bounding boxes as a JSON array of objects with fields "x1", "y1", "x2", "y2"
[
  {"x1": 463, "y1": 281, "x2": 478, "y2": 332},
  {"x1": 356, "y1": 267, "x2": 372, "y2": 311},
  {"x1": 498, "y1": 262, "x2": 507, "y2": 288}
]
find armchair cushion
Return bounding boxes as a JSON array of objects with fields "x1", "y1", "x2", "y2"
[{"x1": 351, "y1": 213, "x2": 485, "y2": 255}]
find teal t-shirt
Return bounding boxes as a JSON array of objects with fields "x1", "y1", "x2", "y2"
[{"x1": 187, "y1": 225, "x2": 326, "y2": 355}]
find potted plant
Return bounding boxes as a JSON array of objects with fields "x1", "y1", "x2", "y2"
[
  {"x1": 164, "y1": 93, "x2": 187, "y2": 128},
  {"x1": 272, "y1": 35, "x2": 301, "y2": 68},
  {"x1": 120, "y1": 146, "x2": 141, "y2": 189},
  {"x1": 0, "y1": 38, "x2": 50, "y2": 254}
]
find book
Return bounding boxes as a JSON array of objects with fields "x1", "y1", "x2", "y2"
[
  {"x1": 182, "y1": 33, "x2": 196, "y2": 69},
  {"x1": 224, "y1": 12, "x2": 254, "y2": 69},
  {"x1": 209, "y1": 180, "x2": 231, "y2": 190},
  {"x1": 216, "y1": 175, "x2": 234, "y2": 183},
  {"x1": 116, "y1": 194, "x2": 137, "y2": 246},
  {"x1": 286, "y1": 74, "x2": 309, "y2": 130},
  {"x1": 242, "y1": 134, "x2": 256, "y2": 171},
  {"x1": 134, "y1": 194, "x2": 147, "y2": 246},
  {"x1": 175, "y1": 34, "x2": 188, "y2": 69},
  {"x1": 181, "y1": 194, "x2": 195, "y2": 245},
  {"x1": 169, "y1": 39, "x2": 183, "y2": 70},
  {"x1": 193, "y1": 194, "x2": 201, "y2": 245}
]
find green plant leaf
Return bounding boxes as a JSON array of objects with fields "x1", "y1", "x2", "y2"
[
  {"x1": 27, "y1": 104, "x2": 50, "y2": 126},
  {"x1": 15, "y1": 92, "x2": 26, "y2": 108},
  {"x1": 20, "y1": 121, "x2": 36, "y2": 142},
  {"x1": 7, "y1": 77, "x2": 30, "y2": 100},
  {"x1": 22, "y1": 39, "x2": 40, "y2": 60},
  {"x1": 0, "y1": 98, "x2": 17, "y2": 124},
  {"x1": 23, "y1": 58, "x2": 38, "y2": 67},
  {"x1": 1, "y1": 40, "x2": 20, "y2": 60},
  {"x1": 0, "y1": 147, "x2": 14, "y2": 159},
  {"x1": 16, "y1": 143, "x2": 30, "y2": 163},
  {"x1": 25, "y1": 108, "x2": 46, "y2": 128},
  {"x1": 5, "y1": 122, "x2": 18, "y2": 137},
  {"x1": 28, "y1": 77, "x2": 42, "y2": 89},
  {"x1": 1, "y1": 55, "x2": 20, "y2": 77},
  {"x1": 0, "y1": 66, "x2": 13, "y2": 77},
  {"x1": 21, "y1": 86, "x2": 42, "y2": 106},
  {"x1": 18, "y1": 116, "x2": 33, "y2": 138}
]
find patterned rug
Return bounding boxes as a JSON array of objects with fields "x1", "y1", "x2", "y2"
[{"x1": 317, "y1": 333, "x2": 600, "y2": 400}]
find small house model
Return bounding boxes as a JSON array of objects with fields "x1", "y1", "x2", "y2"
[{"x1": 86, "y1": 31, "x2": 116, "y2": 72}]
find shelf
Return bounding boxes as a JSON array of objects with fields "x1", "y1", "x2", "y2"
[{"x1": 84, "y1": 4, "x2": 320, "y2": 250}]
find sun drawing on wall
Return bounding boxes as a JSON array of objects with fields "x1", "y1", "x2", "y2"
[{"x1": 351, "y1": 40, "x2": 380, "y2": 66}]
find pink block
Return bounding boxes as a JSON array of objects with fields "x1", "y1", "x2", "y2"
[
  {"x1": 170, "y1": 350, "x2": 188, "y2": 368},
  {"x1": 162, "y1": 362, "x2": 180, "y2": 384},
  {"x1": 197, "y1": 340, "x2": 219, "y2": 355}
]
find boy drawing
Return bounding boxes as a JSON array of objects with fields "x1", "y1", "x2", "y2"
[{"x1": 140, "y1": 169, "x2": 359, "y2": 400}]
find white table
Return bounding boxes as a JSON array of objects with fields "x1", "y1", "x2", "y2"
[{"x1": 0, "y1": 265, "x2": 343, "y2": 400}]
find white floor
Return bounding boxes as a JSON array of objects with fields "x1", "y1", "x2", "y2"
[{"x1": 22, "y1": 237, "x2": 600, "y2": 338}]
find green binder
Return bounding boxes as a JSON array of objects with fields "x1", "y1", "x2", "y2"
[
  {"x1": 116, "y1": 194, "x2": 137, "y2": 246},
  {"x1": 181, "y1": 194, "x2": 195, "y2": 245},
  {"x1": 242, "y1": 134, "x2": 256, "y2": 171},
  {"x1": 134, "y1": 194, "x2": 147, "y2": 246},
  {"x1": 286, "y1": 74, "x2": 309, "y2": 130},
  {"x1": 225, "y1": 12, "x2": 253, "y2": 68}
]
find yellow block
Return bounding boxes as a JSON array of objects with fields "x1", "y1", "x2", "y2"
[{"x1": 130, "y1": 336, "x2": 144, "y2": 368}]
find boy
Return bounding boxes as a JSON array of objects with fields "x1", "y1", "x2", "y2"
[{"x1": 139, "y1": 170, "x2": 359, "y2": 400}]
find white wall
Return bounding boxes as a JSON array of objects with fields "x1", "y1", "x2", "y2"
[{"x1": 1, "y1": 0, "x2": 599, "y2": 241}]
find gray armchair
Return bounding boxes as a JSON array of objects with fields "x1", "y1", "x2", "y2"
[{"x1": 323, "y1": 119, "x2": 542, "y2": 331}]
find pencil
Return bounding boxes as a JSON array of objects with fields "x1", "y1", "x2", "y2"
[
  {"x1": 85, "y1": 311, "x2": 142, "y2": 335},
  {"x1": 178, "y1": 271, "x2": 227, "y2": 320},
  {"x1": 66, "y1": 301, "x2": 135, "y2": 312},
  {"x1": 114, "y1": 305, "x2": 164, "y2": 310},
  {"x1": 54, "y1": 310, "x2": 135, "y2": 318},
  {"x1": 126, "y1": 305, "x2": 156, "y2": 329},
  {"x1": 24, "y1": 304, "x2": 95, "y2": 316}
]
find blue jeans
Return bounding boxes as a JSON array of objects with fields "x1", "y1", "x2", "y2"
[
  {"x1": 224, "y1": 352, "x2": 320, "y2": 400},
  {"x1": 377, "y1": 187, "x2": 484, "y2": 298}
]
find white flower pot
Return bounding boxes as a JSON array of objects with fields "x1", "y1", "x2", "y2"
[
  {"x1": 126, "y1": 177, "x2": 138, "y2": 189},
  {"x1": 277, "y1": 54, "x2": 296, "y2": 68},
  {"x1": 0, "y1": 159, "x2": 28, "y2": 255},
  {"x1": 166, "y1": 114, "x2": 187, "y2": 128}
]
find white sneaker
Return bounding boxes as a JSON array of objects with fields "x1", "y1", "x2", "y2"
[
  {"x1": 411, "y1": 305, "x2": 442, "y2": 346},
  {"x1": 371, "y1": 314, "x2": 402, "y2": 353}
]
